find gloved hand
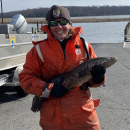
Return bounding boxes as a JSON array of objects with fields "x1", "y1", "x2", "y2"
[
  {"x1": 50, "y1": 75, "x2": 69, "y2": 97},
  {"x1": 90, "y1": 64, "x2": 106, "y2": 84}
]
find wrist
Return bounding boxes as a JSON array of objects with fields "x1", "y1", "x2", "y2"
[
  {"x1": 80, "y1": 83, "x2": 89, "y2": 90},
  {"x1": 40, "y1": 83, "x2": 53, "y2": 98}
]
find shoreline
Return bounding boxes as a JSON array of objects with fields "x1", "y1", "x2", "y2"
[{"x1": 0, "y1": 17, "x2": 130, "y2": 24}]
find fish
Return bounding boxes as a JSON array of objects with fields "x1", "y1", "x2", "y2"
[
  {"x1": 62, "y1": 57, "x2": 117, "y2": 89},
  {"x1": 31, "y1": 57, "x2": 117, "y2": 112}
]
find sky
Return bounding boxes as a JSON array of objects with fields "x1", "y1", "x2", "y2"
[{"x1": 2, "y1": 0, "x2": 130, "y2": 13}]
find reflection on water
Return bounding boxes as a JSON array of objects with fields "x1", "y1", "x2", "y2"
[{"x1": 28, "y1": 21, "x2": 128, "y2": 43}]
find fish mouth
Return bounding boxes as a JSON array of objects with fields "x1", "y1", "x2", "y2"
[
  {"x1": 110, "y1": 57, "x2": 118, "y2": 61},
  {"x1": 110, "y1": 57, "x2": 118, "y2": 63}
]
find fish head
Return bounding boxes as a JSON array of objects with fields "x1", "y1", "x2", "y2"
[
  {"x1": 87, "y1": 57, "x2": 118, "y2": 69},
  {"x1": 101, "y1": 57, "x2": 118, "y2": 68}
]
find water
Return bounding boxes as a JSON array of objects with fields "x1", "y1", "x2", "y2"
[
  {"x1": 71, "y1": 14, "x2": 130, "y2": 19},
  {"x1": 28, "y1": 15, "x2": 129, "y2": 43},
  {"x1": 73, "y1": 21, "x2": 128, "y2": 43}
]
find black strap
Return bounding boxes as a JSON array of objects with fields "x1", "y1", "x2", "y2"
[{"x1": 80, "y1": 37, "x2": 90, "y2": 59}]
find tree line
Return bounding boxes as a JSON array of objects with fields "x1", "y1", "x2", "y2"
[{"x1": 1, "y1": 5, "x2": 130, "y2": 18}]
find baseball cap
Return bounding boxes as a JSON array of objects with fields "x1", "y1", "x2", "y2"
[{"x1": 46, "y1": 5, "x2": 70, "y2": 22}]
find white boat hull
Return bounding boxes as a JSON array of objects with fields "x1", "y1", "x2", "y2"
[{"x1": 0, "y1": 33, "x2": 47, "y2": 71}]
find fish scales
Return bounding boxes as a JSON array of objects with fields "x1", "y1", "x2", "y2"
[{"x1": 62, "y1": 57, "x2": 117, "y2": 89}]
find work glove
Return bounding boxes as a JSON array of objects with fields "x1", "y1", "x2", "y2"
[
  {"x1": 90, "y1": 64, "x2": 106, "y2": 84},
  {"x1": 50, "y1": 75, "x2": 69, "y2": 97}
]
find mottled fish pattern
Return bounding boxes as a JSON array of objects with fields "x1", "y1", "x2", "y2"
[{"x1": 31, "y1": 57, "x2": 117, "y2": 112}]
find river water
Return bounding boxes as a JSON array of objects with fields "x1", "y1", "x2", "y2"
[
  {"x1": 73, "y1": 21, "x2": 127, "y2": 43},
  {"x1": 28, "y1": 15, "x2": 130, "y2": 43}
]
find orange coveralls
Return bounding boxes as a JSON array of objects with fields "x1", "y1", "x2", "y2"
[{"x1": 19, "y1": 25, "x2": 106, "y2": 130}]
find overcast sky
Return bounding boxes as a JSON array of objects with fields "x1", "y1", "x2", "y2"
[{"x1": 2, "y1": 0, "x2": 130, "y2": 12}]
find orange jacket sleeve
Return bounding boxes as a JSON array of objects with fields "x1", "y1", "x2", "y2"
[{"x1": 19, "y1": 46, "x2": 46, "y2": 96}]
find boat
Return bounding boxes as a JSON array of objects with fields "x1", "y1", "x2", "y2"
[
  {"x1": 0, "y1": 14, "x2": 47, "y2": 71},
  {"x1": 0, "y1": 14, "x2": 47, "y2": 96}
]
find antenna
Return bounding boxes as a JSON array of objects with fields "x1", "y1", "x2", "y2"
[{"x1": 1, "y1": 0, "x2": 3, "y2": 24}]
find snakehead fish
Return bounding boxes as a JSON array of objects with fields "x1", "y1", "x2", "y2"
[{"x1": 31, "y1": 57, "x2": 117, "y2": 112}]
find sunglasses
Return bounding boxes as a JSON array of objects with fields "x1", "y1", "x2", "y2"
[{"x1": 49, "y1": 19, "x2": 69, "y2": 26}]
